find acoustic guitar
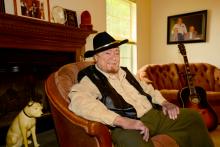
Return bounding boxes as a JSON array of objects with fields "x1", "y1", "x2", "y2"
[{"x1": 177, "y1": 43, "x2": 218, "y2": 131}]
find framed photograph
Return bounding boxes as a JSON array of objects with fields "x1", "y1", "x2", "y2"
[
  {"x1": 167, "y1": 10, "x2": 207, "y2": 44},
  {"x1": 64, "y1": 9, "x2": 78, "y2": 28},
  {"x1": 13, "y1": 0, "x2": 50, "y2": 21}
]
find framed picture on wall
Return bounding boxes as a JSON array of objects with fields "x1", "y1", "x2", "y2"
[
  {"x1": 13, "y1": 0, "x2": 50, "y2": 21},
  {"x1": 167, "y1": 10, "x2": 207, "y2": 44}
]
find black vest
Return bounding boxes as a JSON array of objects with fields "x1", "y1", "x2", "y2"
[{"x1": 78, "y1": 65, "x2": 159, "y2": 119}]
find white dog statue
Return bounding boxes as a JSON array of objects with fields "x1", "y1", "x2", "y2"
[{"x1": 6, "y1": 101, "x2": 43, "y2": 147}]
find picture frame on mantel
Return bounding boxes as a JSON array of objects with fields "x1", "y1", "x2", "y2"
[
  {"x1": 64, "y1": 9, "x2": 78, "y2": 28},
  {"x1": 167, "y1": 10, "x2": 207, "y2": 44},
  {"x1": 13, "y1": 0, "x2": 50, "y2": 21}
]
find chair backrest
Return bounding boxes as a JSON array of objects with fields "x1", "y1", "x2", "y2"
[
  {"x1": 138, "y1": 63, "x2": 182, "y2": 90},
  {"x1": 46, "y1": 61, "x2": 106, "y2": 147},
  {"x1": 54, "y1": 61, "x2": 94, "y2": 103}
]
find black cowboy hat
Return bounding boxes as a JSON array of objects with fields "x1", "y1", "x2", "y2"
[{"x1": 84, "y1": 31, "x2": 128, "y2": 58}]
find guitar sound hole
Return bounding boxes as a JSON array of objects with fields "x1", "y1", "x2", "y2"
[
  {"x1": 192, "y1": 98, "x2": 199, "y2": 104},
  {"x1": 190, "y1": 95, "x2": 200, "y2": 104}
]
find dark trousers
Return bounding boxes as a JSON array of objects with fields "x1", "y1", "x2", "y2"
[{"x1": 111, "y1": 108, "x2": 214, "y2": 147}]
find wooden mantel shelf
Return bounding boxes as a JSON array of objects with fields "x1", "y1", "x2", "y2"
[{"x1": 0, "y1": 13, "x2": 96, "y2": 61}]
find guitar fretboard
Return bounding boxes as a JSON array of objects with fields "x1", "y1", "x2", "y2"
[{"x1": 182, "y1": 54, "x2": 197, "y2": 95}]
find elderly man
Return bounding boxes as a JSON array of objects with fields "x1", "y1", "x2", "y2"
[{"x1": 68, "y1": 32, "x2": 213, "y2": 147}]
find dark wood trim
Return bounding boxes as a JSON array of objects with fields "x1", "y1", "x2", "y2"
[
  {"x1": 47, "y1": 0, "x2": 51, "y2": 22},
  {"x1": 13, "y1": 0, "x2": 17, "y2": 15}
]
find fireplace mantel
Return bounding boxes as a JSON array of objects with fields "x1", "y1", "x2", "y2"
[
  {"x1": 0, "y1": 13, "x2": 96, "y2": 61},
  {"x1": 0, "y1": 13, "x2": 97, "y2": 142}
]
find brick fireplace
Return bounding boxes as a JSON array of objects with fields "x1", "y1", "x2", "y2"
[{"x1": 0, "y1": 13, "x2": 95, "y2": 144}]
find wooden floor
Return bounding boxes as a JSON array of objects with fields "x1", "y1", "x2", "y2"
[
  {"x1": 210, "y1": 125, "x2": 220, "y2": 147},
  {"x1": 30, "y1": 129, "x2": 59, "y2": 147},
  {"x1": 0, "y1": 129, "x2": 58, "y2": 147}
]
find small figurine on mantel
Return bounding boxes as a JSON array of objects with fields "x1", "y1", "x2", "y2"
[
  {"x1": 80, "y1": 10, "x2": 93, "y2": 31},
  {"x1": 6, "y1": 101, "x2": 43, "y2": 147}
]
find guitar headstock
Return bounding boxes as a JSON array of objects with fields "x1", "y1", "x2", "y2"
[{"x1": 178, "y1": 43, "x2": 186, "y2": 56}]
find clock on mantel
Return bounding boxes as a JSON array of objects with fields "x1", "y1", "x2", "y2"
[{"x1": 0, "y1": 13, "x2": 97, "y2": 61}]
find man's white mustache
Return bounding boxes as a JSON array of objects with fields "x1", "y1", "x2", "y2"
[{"x1": 107, "y1": 62, "x2": 118, "y2": 64}]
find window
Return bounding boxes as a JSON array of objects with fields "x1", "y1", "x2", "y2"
[{"x1": 106, "y1": 0, "x2": 137, "y2": 73}]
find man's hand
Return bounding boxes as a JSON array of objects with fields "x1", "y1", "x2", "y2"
[
  {"x1": 113, "y1": 116, "x2": 149, "y2": 142},
  {"x1": 161, "y1": 101, "x2": 180, "y2": 120}
]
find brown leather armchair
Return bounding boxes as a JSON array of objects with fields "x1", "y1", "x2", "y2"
[{"x1": 45, "y1": 61, "x2": 179, "y2": 147}]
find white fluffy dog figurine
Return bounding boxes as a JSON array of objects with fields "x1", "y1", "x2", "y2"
[{"x1": 6, "y1": 101, "x2": 43, "y2": 147}]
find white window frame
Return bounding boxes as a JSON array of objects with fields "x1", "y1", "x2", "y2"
[{"x1": 106, "y1": 0, "x2": 137, "y2": 73}]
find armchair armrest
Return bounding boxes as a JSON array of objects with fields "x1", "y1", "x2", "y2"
[{"x1": 88, "y1": 121, "x2": 112, "y2": 147}]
